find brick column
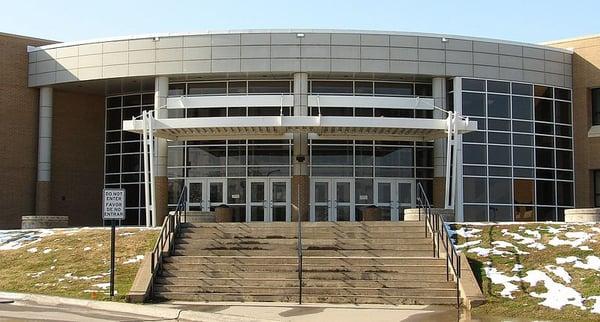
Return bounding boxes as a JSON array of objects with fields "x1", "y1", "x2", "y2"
[{"x1": 292, "y1": 72, "x2": 310, "y2": 221}]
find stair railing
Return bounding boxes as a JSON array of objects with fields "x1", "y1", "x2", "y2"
[
  {"x1": 148, "y1": 185, "x2": 187, "y2": 296},
  {"x1": 416, "y1": 182, "x2": 461, "y2": 308}
]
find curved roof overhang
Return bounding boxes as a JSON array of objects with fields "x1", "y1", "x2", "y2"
[{"x1": 123, "y1": 116, "x2": 477, "y2": 141}]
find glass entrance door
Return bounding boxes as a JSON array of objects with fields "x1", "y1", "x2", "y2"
[
  {"x1": 310, "y1": 178, "x2": 355, "y2": 221},
  {"x1": 186, "y1": 179, "x2": 226, "y2": 212},
  {"x1": 375, "y1": 179, "x2": 415, "y2": 220},
  {"x1": 247, "y1": 179, "x2": 290, "y2": 222}
]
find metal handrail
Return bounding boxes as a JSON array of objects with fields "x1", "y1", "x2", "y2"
[
  {"x1": 416, "y1": 182, "x2": 461, "y2": 308},
  {"x1": 148, "y1": 186, "x2": 187, "y2": 296}
]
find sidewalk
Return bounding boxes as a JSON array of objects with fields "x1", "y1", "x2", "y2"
[{"x1": 0, "y1": 292, "x2": 460, "y2": 322}]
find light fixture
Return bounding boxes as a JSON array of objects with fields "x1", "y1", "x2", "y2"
[
  {"x1": 153, "y1": 36, "x2": 160, "y2": 42},
  {"x1": 441, "y1": 37, "x2": 448, "y2": 43},
  {"x1": 296, "y1": 33, "x2": 305, "y2": 38}
]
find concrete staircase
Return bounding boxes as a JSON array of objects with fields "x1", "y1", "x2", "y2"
[{"x1": 152, "y1": 221, "x2": 458, "y2": 305}]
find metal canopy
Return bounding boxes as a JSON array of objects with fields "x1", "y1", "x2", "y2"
[{"x1": 123, "y1": 116, "x2": 477, "y2": 141}]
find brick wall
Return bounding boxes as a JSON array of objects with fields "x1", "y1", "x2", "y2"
[
  {"x1": 0, "y1": 33, "x2": 53, "y2": 229},
  {"x1": 549, "y1": 37, "x2": 600, "y2": 208}
]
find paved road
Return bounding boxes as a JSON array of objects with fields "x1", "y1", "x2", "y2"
[{"x1": 0, "y1": 299, "x2": 175, "y2": 322}]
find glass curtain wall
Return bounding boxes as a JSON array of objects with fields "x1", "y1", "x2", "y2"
[
  {"x1": 458, "y1": 78, "x2": 574, "y2": 221},
  {"x1": 104, "y1": 92, "x2": 154, "y2": 225}
]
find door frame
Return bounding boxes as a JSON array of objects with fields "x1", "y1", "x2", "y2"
[
  {"x1": 310, "y1": 178, "x2": 355, "y2": 222},
  {"x1": 246, "y1": 177, "x2": 291, "y2": 222},
  {"x1": 374, "y1": 178, "x2": 416, "y2": 221},
  {"x1": 186, "y1": 178, "x2": 227, "y2": 212}
]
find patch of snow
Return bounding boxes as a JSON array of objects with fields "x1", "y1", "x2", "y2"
[
  {"x1": 574, "y1": 256, "x2": 600, "y2": 271},
  {"x1": 119, "y1": 232, "x2": 135, "y2": 236},
  {"x1": 27, "y1": 248, "x2": 38, "y2": 253},
  {"x1": 93, "y1": 283, "x2": 110, "y2": 289},
  {"x1": 455, "y1": 240, "x2": 481, "y2": 249},
  {"x1": 588, "y1": 296, "x2": 600, "y2": 314},
  {"x1": 50, "y1": 266, "x2": 55, "y2": 270},
  {"x1": 83, "y1": 247, "x2": 92, "y2": 251},
  {"x1": 521, "y1": 270, "x2": 585, "y2": 310},
  {"x1": 0, "y1": 229, "x2": 54, "y2": 251},
  {"x1": 524, "y1": 229, "x2": 541, "y2": 239},
  {"x1": 450, "y1": 227, "x2": 482, "y2": 238},
  {"x1": 579, "y1": 246, "x2": 593, "y2": 251},
  {"x1": 549, "y1": 231, "x2": 593, "y2": 248},
  {"x1": 483, "y1": 267, "x2": 521, "y2": 298},
  {"x1": 42, "y1": 248, "x2": 52, "y2": 254},
  {"x1": 512, "y1": 264, "x2": 524, "y2": 272},
  {"x1": 545, "y1": 265, "x2": 572, "y2": 283},
  {"x1": 492, "y1": 241, "x2": 530, "y2": 255},
  {"x1": 556, "y1": 256, "x2": 578, "y2": 265},
  {"x1": 123, "y1": 255, "x2": 144, "y2": 264},
  {"x1": 27, "y1": 271, "x2": 45, "y2": 278},
  {"x1": 557, "y1": 256, "x2": 600, "y2": 272}
]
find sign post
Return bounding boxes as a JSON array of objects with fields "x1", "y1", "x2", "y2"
[{"x1": 102, "y1": 188, "x2": 126, "y2": 299}]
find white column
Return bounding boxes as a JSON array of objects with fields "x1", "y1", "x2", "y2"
[
  {"x1": 432, "y1": 78, "x2": 447, "y2": 208},
  {"x1": 453, "y1": 77, "x2": 464, "y2": 221},
  {"x1": 37, "y1": 87, "x2": 53, "y2": 182},
  {"x1": 35, "y1": 87, "x2": 53, "y2": 215},
  {"x1": 154, "y1": 76, "x2": 168, "y2": 176},
  {"x1": 153, "y1": 76, "x2": 169, "y2": 226}
]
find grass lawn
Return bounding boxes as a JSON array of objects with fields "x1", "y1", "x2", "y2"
[
  {"x1": 453, "y1": 223, "x2": 600, "y2": 321},
  {"x1": 0, "y1": 227, "x2": 159, "y2": 301}
]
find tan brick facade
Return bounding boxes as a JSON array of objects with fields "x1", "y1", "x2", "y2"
[
  {"x1": 0, "y1": 33, "x2": 105, "y2": 229},
  {"x1": 549, "y1": 37, "x2": 600, "y2": 208},
  {"x1": 0, "y1": 33, "x2": 53, "y2": 229}
]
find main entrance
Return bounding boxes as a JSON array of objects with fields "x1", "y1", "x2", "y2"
[
  {"x1": 187, "y1": 178, "x2": 227, "y2": 212},
  {"x1": 310, "y1": 178, "x2": 354, "y2": 221},
  {"x1": 374, "y1": 179, "x2": 416, "y2": 221},
  {"x1": 247, "y1": 178, "x2": 291, "y2": 222}
]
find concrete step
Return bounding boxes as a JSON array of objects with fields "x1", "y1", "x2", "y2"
[
  {"x1": 154, "y1": 292, "x2": 458, "y2": 305},
  {"x1": 173, "y1": 243, "x2": 433, "y2": 251},
  {"x1": 178, "y1": 232, "x2": 428, "y2": 239},
  {"x1": 171, "y1": 249, "x2": 434, "y2": 257},
  {"x1": 182, "y1": 221, "x2": 425, "y2": 228},
  {"x1": 155, "y1": 277, "x2": 457, "y2": 289},
  {"x1": 163, "y1": 256, "x2": 445, "y2": 266},
  {"x1": 160, "y1": 263, "x2": 448, "y2": 274},
  {"x1": 153, "y1": 285, "x2": 457, "y2": 297},
  {"x1": 176, "y1": 237, "x2": 433, "y2": 245},
  {"x1": 159, "y1": 270, "x2": 450, "y2": 281}
]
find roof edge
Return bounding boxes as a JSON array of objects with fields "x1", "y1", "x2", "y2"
[
  {"x1": 542, "y1": 33, "x2": 600, "y2": 45},
  {"x1": 27, "y1": 29, "x2": 572, "y2": 54}
]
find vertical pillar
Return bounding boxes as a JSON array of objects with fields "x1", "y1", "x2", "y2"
[
  {"x1": 35, "y1": 87, "x2": 53, "y2": 215},
  {"x1": 154, "y1": 76, "x2": 169, "y2": 226},
  {"x1": 292, "y1": 72, "x2": 310, "y2": 221},
  {"x1": 432, "y1": 78, "x2": 447, "y2": 208}
]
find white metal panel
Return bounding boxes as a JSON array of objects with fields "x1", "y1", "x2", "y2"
[
  {"x1": 166, "y1": 95, "x2": 293, "y2": 109},
  {"x1": 307, "y1": 95, "x2": 434, "y2": 109}
]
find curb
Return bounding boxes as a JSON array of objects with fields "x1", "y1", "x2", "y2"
[{"x1": 0, "y1": 292, "x2": 276, "y2": 322}]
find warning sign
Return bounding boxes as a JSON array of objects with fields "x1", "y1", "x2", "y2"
[{"x1": 103, "y1": 189, "x2": 126, "y2": 220}]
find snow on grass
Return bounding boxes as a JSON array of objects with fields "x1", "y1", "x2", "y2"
[
  {"x1": 42, "y1": 248, "x2": 52, "y2": 254},
  {"x1": 450, "y1": 227, "x2": 481, "y2": 238},
  {"x1": 456, "y1": 240, "x2": 481, "y2": 249},
  {"x1": 122, "y1": 255, "x2": 144, "y2": 264},
  {"x1": 545, "y1": 265, "x2": 572, "y2": 283},
  {"x1": 483, "y1": 266, "x2": 521, "y2": 299},
  {"x1": 27, "y1": 248, "x2": 38, "y2": 253},
  {"x1": 522, "y1": 270, "x2": 585, "y2": 310},
  {"x1": 0, "y1": 230, "x2": 54, "y2": 250},
  {"x1": 83, "y1": 247, "x2": 92, "y2": 251},
  {"x1": 455, "y1": 223, "x2": 600, "y2": 318},
  {"x1": 549, "y1": 231, "x2": 593, "y2": 248}
]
